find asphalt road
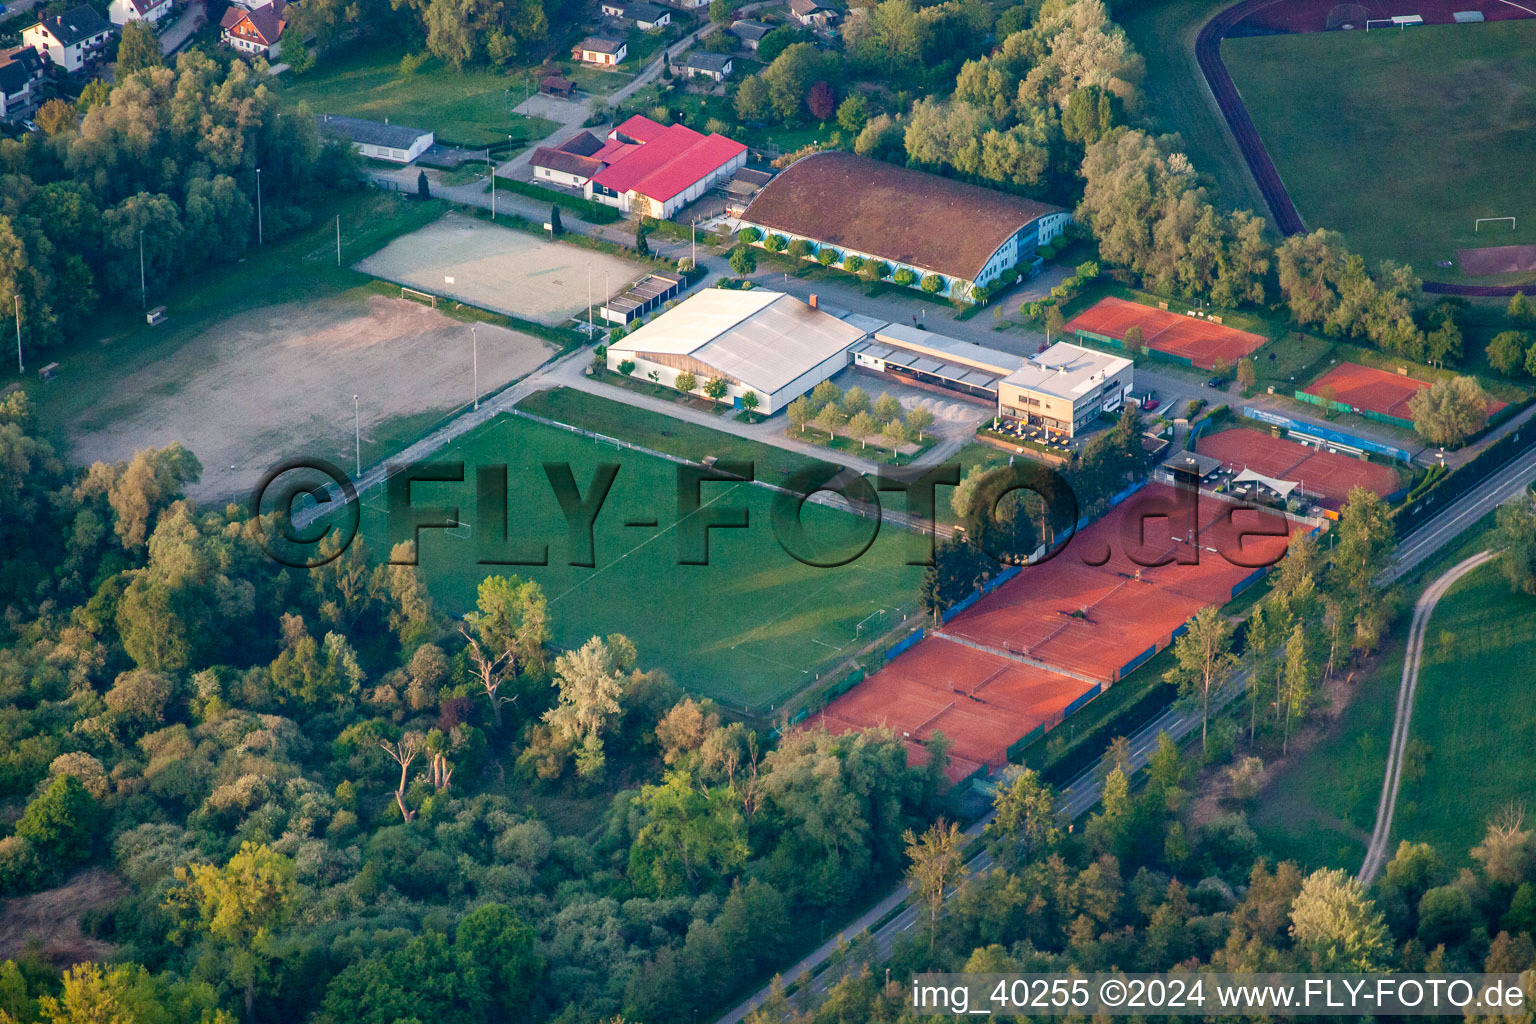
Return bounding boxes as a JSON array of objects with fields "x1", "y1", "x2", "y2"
[{"x1": 1385, "y1": 434, "x2": 1536, "y2": 585}]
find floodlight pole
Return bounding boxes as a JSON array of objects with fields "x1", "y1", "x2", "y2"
[
  {"x1": 336, "y1": 214, "x2": 341, "y2": 267},
  {"x1": 139, "y1": 229, "x2": 146, "y2": 309},
  {"x1": 587, "y1": 263, "x2": 593, "y2": 337},
  {"x1": 353, "y1": 394, "x2": 361, "y2": 478},
  {"x1": 471, "y1": 324, "x2": 479, "y2": 410},
  {"x1": 256, "y1": 168, "x2": 263, "y2": 245},
  {"x1": 691, "y1": 218, "x2": 696, "y2": 269},
  {"x1": 489, "y1": 153, "x2": 496, "y2": 219},
  {"x1": 13, "y1": 295, "x2": 21, "y2": 374}
]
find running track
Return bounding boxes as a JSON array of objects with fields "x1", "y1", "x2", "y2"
[{"x1": 1196, "y1": 0, "x2": 1535, "y2": 295}]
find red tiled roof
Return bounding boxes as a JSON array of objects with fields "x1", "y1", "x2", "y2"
[
  {"x1": 591, "y1": 123, "x2": 746, "y2": 203},
  {"x1": 636, "y1": 132, "x2": 747, "y2": 202},
  {"x1": 220, "y1": 1, "x2": 285, "y2": 44},
  {"x1": 592, "y1": 138, "x2": 640, "y2": 162},
  {"x1": 611, "y1": 114, "x2": 667, "y2": 144}
]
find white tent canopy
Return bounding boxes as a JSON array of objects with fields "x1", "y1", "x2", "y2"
[{"x1": 1234, "y1": 468, "x2": 1299, "y2": 497}]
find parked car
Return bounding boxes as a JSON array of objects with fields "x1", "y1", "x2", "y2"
[
  {"x1": 1204, "y1": 376, "x2": 1223, "y2": 388},
  {"x1": 21, "y1": 120, "x2": 38, "y2": 133},
  {"x1": 1139, "y1": 394, "x2": 1160, "y2": 411}
]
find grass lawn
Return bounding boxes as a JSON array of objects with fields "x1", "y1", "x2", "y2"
[
  {"x1": 1223, "y1": 22, "x2": 1536, "y2": 284},
  {"x1": 1250, "y1": 510, "x2": 1501, "y2": 869},
  {"x1": 1393, "y1": 558, "x2": 1536, "y2": 861},
  {"x1": 520, "y1": 386, "x2": 840, "y2": 482},
  {"x1": 280, "y1": 45, "x2": 558, "y2": 148},
  {"x1": 1121, "y1": 0, "x2": 1268, "y2": 216},
  {"x1": 353, "y1": 412, "x2": 925, "y2": 713},
  {"x1": 18, "y1": 192, "x2": 450, "y2": 459}
]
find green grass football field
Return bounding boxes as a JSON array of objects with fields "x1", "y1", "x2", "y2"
[
  {"x1": 1392, "y1": 558, "x2": 1536, "y2": 860},
  {"x1": 1224, "y1": 21, "x2": 1536, "y2": 284},
  {"x1": 354, "y1": 413, "x2": 926, "y2": 712}
]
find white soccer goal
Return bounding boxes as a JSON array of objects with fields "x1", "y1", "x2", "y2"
[
  {"x1": 444, "y1": 518, "x2": 473, "y2": 540},
  {"x1": 400, "y1": 286, "x2": 438, "y2": 307},
  {"x1": 1475, "y1": 217, "x2": 1517, "y2": 232}
]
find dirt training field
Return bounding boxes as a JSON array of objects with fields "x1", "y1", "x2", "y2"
[
  {"x1": 65, "y1": 293, "x2": 555, "y2": 502},
  {"x1": 1457, "y1": 243, "x2": 1536, "y2": 276},
  {"x1": 355, "y1": 212, "x2": 650, "y2": 325}
]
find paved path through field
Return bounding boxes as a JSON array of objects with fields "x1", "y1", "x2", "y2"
[{"x1": 1358, "y1": 549, "x2": 1496, "y2": 883}]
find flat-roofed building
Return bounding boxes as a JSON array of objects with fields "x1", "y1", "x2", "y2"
[
  {"x1": 997, "y1": 342, "x2": 1134, "y2": 437},
  {"x1": 599, "y1": 272, "x2": 683, "y2": 325},
  {"x1": 605, "y1": 288, "x2": 865, "y2": 412},
  {"x1": 850, "y1": 324, "x2": 1022, "y2": 403}
]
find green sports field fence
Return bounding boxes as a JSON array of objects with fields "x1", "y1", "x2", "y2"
[{"x1": 1292, "y1": 389, "x2": 1414, "y2": 429}]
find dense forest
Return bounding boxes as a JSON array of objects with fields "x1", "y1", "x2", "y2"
[{"x1": 0, "y1": 52, "x2": 359, "y2": 356}]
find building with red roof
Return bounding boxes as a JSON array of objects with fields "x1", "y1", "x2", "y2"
[{"x1": 529, "y1": 115, "x2": 747, "y2": 220}]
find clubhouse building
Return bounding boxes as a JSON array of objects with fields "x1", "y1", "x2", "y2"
[
  {"x1": 530, "y1": 114, "x2": 747, "y2": 220},
  {"x1": 737, "y1": 152, "x2": 1071, "y2": 300}
]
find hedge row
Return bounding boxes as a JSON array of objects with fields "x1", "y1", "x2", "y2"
[{"x1": 492, "y1": 177, "x2": 622, "y2": 224}]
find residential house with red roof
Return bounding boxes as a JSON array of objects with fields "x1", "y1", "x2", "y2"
[
  {"x1": 220, "y1": 1, "x2": 286, "y2": 59},
  {"x1": 528, "y1": 115, "x2": 747, "y2": 220}
]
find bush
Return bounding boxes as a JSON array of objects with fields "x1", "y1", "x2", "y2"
[
  {"x1": 860, "y1": 260, "x2": 888, "y2": 282},
  {"x1": 17, "y1": 774, "x2": 96, "y2": 863},
  {"x1": 816, "y1": 248, "x2": 838, "y2": 266},
  {"x1": 892, "y1": 268, "x2": 916, "y2": 287},
  {"x1": 737, "y1": 226, "x2": 761, "y2": 244},
  {"x1": 763, "y1": 234, "x2": 786, "y2": 253},
  {"x1": 0, "y1": 836, "x2": 45, "y2": 896},
  {"x1": 729, "y1": 244, "x2": 757, "y2": 276},
  {"x1": 920, "y1": 274, "x2": 945, "y2": 294},
  {"x1": 842, "y1": 254, "x2": 864, "y2": 274},
  {"x1": 1038, "y1": 242, "x2": 1058, "y2": 261},
  {"x1": 399, "y1": 52, "x2": 429, "y2": 76},
  {"x1": 786, "y1": 238, "x2": 813, "y2": 259}
]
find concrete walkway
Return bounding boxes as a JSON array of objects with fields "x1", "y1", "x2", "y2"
[
  {"x1": 159, "y1": 3, "x2": 206, "y2": 55},
  {"x1": 503, "y1": 92, "x2": 593, "y2": 175},
  {"x1": 1359, "y1": 549, "x2": 1496, "y2": 884}
]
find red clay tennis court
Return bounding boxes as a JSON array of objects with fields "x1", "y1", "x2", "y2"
[
  {"x1": 944, "y1": 483, "x2": 1298, "y2": 679},
  {"x1": 809, "y1": 483, "x2": 1302, "y2": 782},
  {"x1": 1303, "y1": 362, "x2": 1429, "y2": 421},
  {"x1": 1197, "y1": 427, "x2": 1403, "y2": 509},
  {"x1": 1302, "y1": 361, "x2": 1507, "y2": 423},
  {"x1": 808, "y1": 636, "x2": 1097, "y2": 783},
  {"x1": 1064, "y1": 297, "x2": 1267, "y2": 370}
]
